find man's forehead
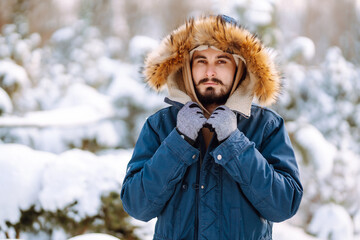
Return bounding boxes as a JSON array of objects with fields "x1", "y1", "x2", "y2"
[
  {"x1": 190, "y1": 45, "x2": 240, "y2": 66},
  {"x1": 192, "y1": 48, "x2": 234, "y2": 59}
]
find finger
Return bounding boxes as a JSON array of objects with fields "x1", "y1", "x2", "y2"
[{"x1": 206, "y1": 118, "x2": 216, "y2": 126}]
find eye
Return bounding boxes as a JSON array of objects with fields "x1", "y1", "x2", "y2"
[
  {"x1": 217, "y1": 59, "x2": 228, "y2": 64},
  {"x1": 196, "y1": 59, "x2": 207, "y2": 64}
]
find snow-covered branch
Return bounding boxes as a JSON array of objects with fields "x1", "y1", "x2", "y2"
[{"x1": 0, "y1": 106, "x2": 115, "y2": 128}]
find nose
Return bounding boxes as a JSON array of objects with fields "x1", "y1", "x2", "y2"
[{"x1": 205, "y1": 65, "x2": 216, "y2": 78}]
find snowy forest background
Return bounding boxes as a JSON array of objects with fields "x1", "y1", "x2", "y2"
[{"x1": 1, "y1": 0, "x2": 360, "y2": 239}]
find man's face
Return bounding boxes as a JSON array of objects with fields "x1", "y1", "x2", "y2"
[{"x1": 191, "y1": 48, "x2": 237, "y2": 106}]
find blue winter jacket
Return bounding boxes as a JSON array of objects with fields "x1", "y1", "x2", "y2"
[{"x1": 121, "y1": 100, "x2": 303, "y2": 240}]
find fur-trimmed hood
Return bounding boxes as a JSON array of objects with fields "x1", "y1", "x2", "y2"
[{"x1": 143, "y1": 15, "x2": 281, "y2": 117}]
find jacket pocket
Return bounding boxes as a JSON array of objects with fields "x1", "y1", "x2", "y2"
[{"x1": 231, "y1": 208, "x2": 244, "y2": 239}]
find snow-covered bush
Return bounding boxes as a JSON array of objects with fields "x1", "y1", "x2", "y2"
[
  {"x1": 308, "y1": 204, "x2": 353, "y2": 240},
  {"x1": 0, "y1": 19, "x2": 164, "y2": 239},
  {"x1": 0, "y1": 59, "x2": 30, "y2": 96},
  {"x1": 287, "y1": 122, "x2": 360, "y2": 235},
  {"x1": 0, "y1": 87, "x2": 13, "y2": 114},
  {"x1": 276, "y1": 44, "x2": 360, "y2": 239},
  {"x1": 0, "y1": 21, "x2": 164, "y2": 152},
  {"x1": 278, "y1": 47, "x2": 360, "y2": 153},
  {"x1": 283, "y1": 37, "x2": 315, "y2": 63},
  {"x1": 0, "y1": 144, "x2": 139, "y2": 239},
  {"x1": 128, "y1": 35, "x2": 159, "y2": 63}
]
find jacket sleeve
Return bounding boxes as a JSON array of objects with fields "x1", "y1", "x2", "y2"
[
  {"x1": 211, "y1": 116, "x2": 303, "y2": 222},
  {"x1": 120, "y1": 119, "x2": 199, "y2": 221}
]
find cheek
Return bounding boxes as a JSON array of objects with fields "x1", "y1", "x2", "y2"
[
  {"x1": 221, "y1": 71, "x2": 235, "y2": 86},
  {"x1": 191, "y1": 67, "x2": 203, "y2": 85}
]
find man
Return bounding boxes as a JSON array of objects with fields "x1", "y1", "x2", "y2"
[{"x1": 121, "y1": 15, "x2": 303, "y2": 240}]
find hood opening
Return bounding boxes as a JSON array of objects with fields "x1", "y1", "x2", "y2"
[
  {"x1": 168, "y1": 53, "x2": 252, "y2": 117},
  {"x1": 145, "y1": 15, "x2": 281, "y2": 117}
]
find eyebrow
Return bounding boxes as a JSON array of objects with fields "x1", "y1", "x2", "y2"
[
  {"x1": 193, "y1": 54, "x2": 233, "y2": 61},
  {"x1": 217, "y1": 54, "x2": 232, "y2": 60}
]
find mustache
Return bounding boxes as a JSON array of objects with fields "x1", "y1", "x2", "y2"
[{"x1": 197, "y1": 78, "x2": 224, "y2": 85}]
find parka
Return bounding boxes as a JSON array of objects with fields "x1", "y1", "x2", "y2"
[{"x1": 121, "y1": 15, "x2": 303, "y2": 240}]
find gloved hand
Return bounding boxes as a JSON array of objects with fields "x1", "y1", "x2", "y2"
[
  {"x1": 205, "y1": 105, "x2": 237, "y2": 141},
  {"x1": 177, "y1": 101, "x2": 207, "y2": 142}
]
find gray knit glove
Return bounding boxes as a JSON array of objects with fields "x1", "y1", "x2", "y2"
[
  {"x1": 206, "y1": 105, "x2": 237, "y2": 141},
  {"x1": 177, "y1": 101, "x2": 206, "y2": 141}
]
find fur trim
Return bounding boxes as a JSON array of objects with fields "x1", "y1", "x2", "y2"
[{"x1": 143, "y1": 15, "x2": 281, "y2": 106}]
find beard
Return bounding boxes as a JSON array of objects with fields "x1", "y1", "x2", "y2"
[{"x1": 195, "y1": 78, "x2": 231, "y2": 106}]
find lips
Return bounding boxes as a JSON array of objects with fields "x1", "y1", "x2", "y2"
[
  {"x1": 203, "y1": 81, "x2": 219, "y2": 86},
  {"x1": 198, "y1": 78, "x2": 223, "y2": 86}
]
